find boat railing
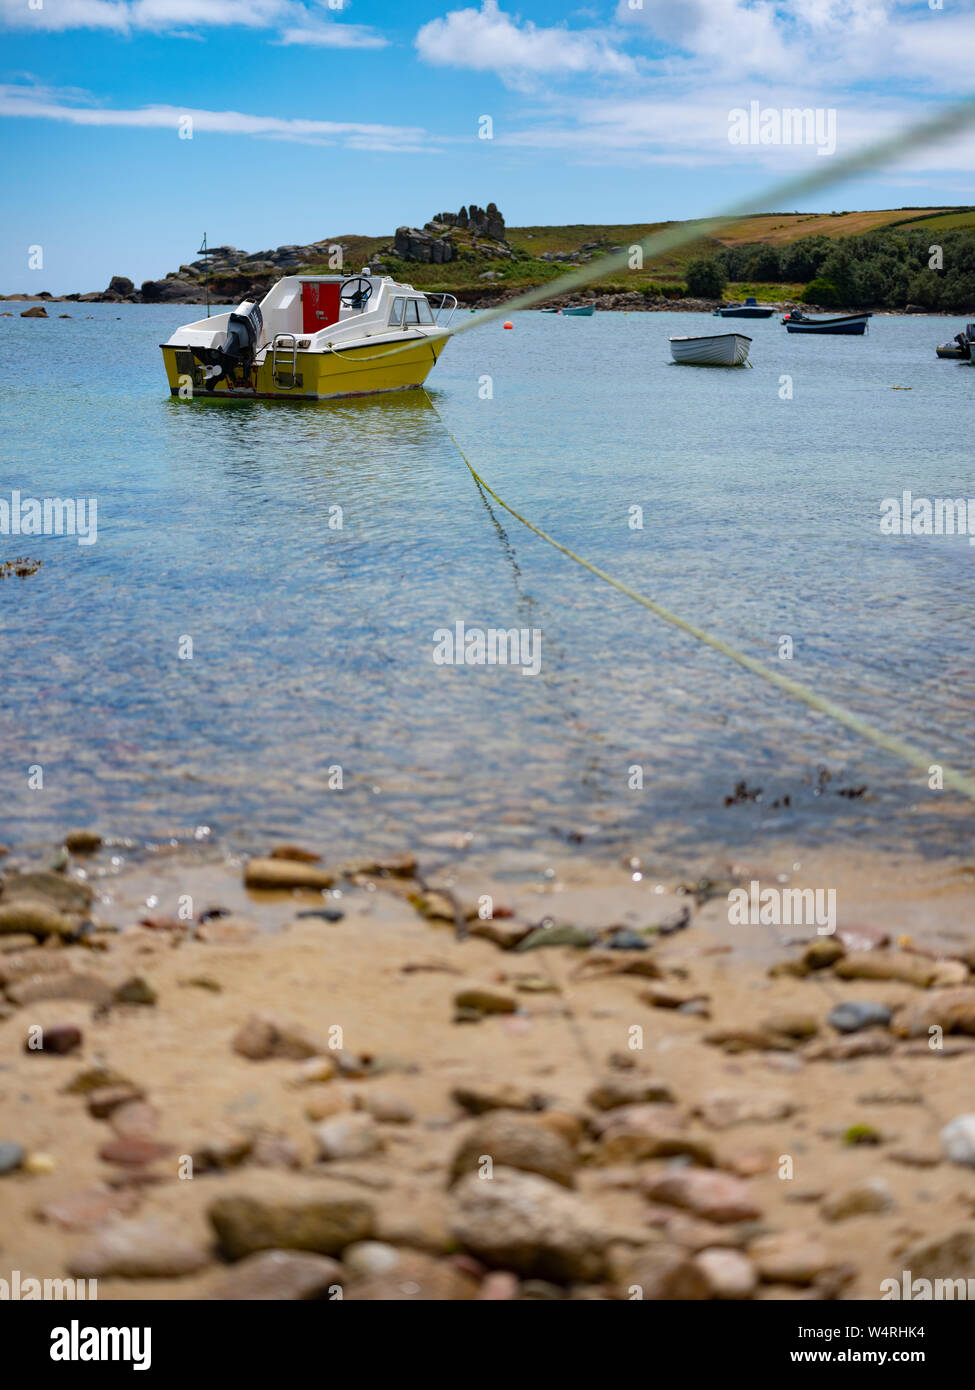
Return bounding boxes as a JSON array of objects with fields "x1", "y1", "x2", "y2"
[{"x1": 427, "y1": 292, "x2": 458, "y2": 327}]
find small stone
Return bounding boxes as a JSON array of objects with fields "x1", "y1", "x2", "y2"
[
  {"x1": 804, "y1": 1033, "x2": 893, "y2": 1060},
  {"x1": 63, "y1": 1066, "x2": 133, "y2": 1095},
  {"x1": 449, "y1": 1112, "x2": 576, "y2": 1188},
  {"x1": 232, "y1": 1013, "x2": 322, "y2": 1060},
  {"x1": 643, "y1": 1170, "x2": 762, "y2": 1224},
  {"x1": 609, "y1": 1243, "x2": 710, "y2": 1300},
  {"x1": 64, "y1": 830, "x2": 102, "y2": 854},
  {"x1": 68, "y1": 1217, "x2": 209, "y2": 1278},
  {"x1": 356, "y1": 1092, "x2": 415, "y2": 1124},
  {"x1": 451, "y1": 1083, "x2": 545, "y2": 1115},
  {"x1": 25, "y1": 1023, "x2": 82, "y2": 1055},
  {"x1": 207, "y1": 1249, "x2": 342, "y2": 1299},
  {"x1": 450, "y1": 1168, "x2": 608, "y2": 1281},
  {"x1": 761, "y1": 1010, "x2": 818, "y2": 1039},
  {"x1": 894, "y1": 987, "x2": 975, "y2": 1038},
  {"x1": 479, "y1": 1270, "x2": 519, "y2": 1299},
  {"x1": 802, "y1": 939, "x2": 845, "y2": 970},
  {"x1": 693, "y1": 1247, "x2": 758, "y2": 1300},
  {"x1": 587, "y1": 1075, "x2": 674, "y2": 1110},
  {"x1": 269, "y1": 844, "x2": 321, "y2": 863},
  {"x1": 315, "y1": 1113, "x2": 385, "y2": 1161},
  {"x1": 23, "y1": 1152, "x2": 56, "y2": 1175},
  {"x1": 0, "y1": 901, "x2": 80, "y2": 939},
  {"x1": 941, "y1": 1114, "x2": 975, "y2": 1168},
  {"x1": 0, "y1": 1142, "x2": 25, "y2": 1174},
  {"x1": 640, "y1": 984, "x2": 710, "y2": 1010},
  {"x1": 834, "y1": 950, "x2": 938, "y2": 987},
  {"x1": 86, "y1": 1084, "x2": 145, "y2": 1119},
  {"x1": 695, "y1": 1090, "x2": 795, "y2": 1130},
  {"x1": 821, "y1": 1178, "x2": 894, "y2": 1222},
  {"x1": 408, "y1": 890, "x2": 457, "y2": 923},
  {"x1": 343, "y1": 1240, "x2": 401, "y2": 1278},
  {"x1": 8, "y1": 973, "x2": 112, "y2": 1007},
  {"x1": 514, "y1": 923, "x2": 596, "y2": 951},
  {"x1": 291, "y1": 1055, "x2": 337, "y2": 1085},
  {"x1": 453, "y1": 983, "x2": 517, "y2": 1015},
  {"x1": 244, "y1": 857, "x2": 334, "y2": 891},
  {"x1": 468, "y1": 919, "x2": 531, "y2": 949},
  {"x1": 113, "y1": 975, "x2": 157, "y2": 1005},
  {"x1": 828, "y1": 1001, "x2": 893, "y2": 1034},
  {"x1": 38, "y1": 1185, "x2": 141, "y2": 1230},
  {"x1": 209, "y1": 1194, "x2": 375, "y2": 1259},
  {"x1": 593, "y1": 1105, "x2": 714, "y2": 1167},
  {"x1": 749, "y1": 1231, "x2": 832, "y2": 1285},
  {"x1": 98, "y1": 1136, "x2": 171, "y2": 1167},
  {"x1": 900, "y1": 1229, "x2": 975, "y2": 1283},
  {"x1": 843, "y1": 1123, "x2": 883, "y2": 1146},
  {"x1": 251, "y1": 1133, "x2": 302, "y2": 1169},
  {"x1": 109, "y1": 1101, "x2": 160, "y2": 1138},
  {"x1": 605, "y1": 928, "x2": 648, "y2": 951}
]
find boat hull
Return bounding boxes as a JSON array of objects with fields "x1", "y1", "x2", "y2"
[
  {"x1": 715, "y1": 307, "x2": 775, "y2": 318},
  {"x1": 161, "y1": 332, "x2": 448, "y2": 401},
  {"x1": 670, "y1": 332, "x2": 752, "y2": 366}
]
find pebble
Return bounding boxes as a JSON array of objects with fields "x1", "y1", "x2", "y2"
[
  {"x1": 453, "y1": 984, "x2": 517, "y2": 1016},
  {"x1": 449, "y1": 1112, "x2": 577, "y2": 1188},
  {"x1": 802, "y1": 939, "x2": 845, "y2": 971},
  {"x1": 86, "y1": 1085, "x2": 145, "y2": 1119},
  {"x1": 206, "y1": 1249, "x2": 343, "y2": 1300},
  {"x1": 805, "y1": 1033, "x2": 893, "y2": 1060},
  {"x1": 640, "y1": 984, "x2": 710, "y2": 1010},
  {"x1": 25, "y1": 1023, "x2": 82, "y2": 1055},
  {"x1": 643, "y1": 1170, "x2": 762, "y2": 1224},
  {"x1": 0, "y1": 1141, "x2": 25, "y2": 1174},
  {"x1": 828, "y1": 1001, "x2": 893, "y2": 1034},
  {"x1": 356, "y1": 1092, "x2": 415, "y2": 1124},
  {"x1": 513, "y1": 923, "x2": 596, "y2": 951},
  {"x1": 109, "y1": 1101, "x2": 160, "y2": 1138},
  {"x1": 243, "y1": 857, "x2": 334, "y2": 890},
  {"x1": 64, "y1": 830, "x2": 102, "y2": 854},
  {"x1": 821, "y1": 1177, "x2": 894, "y2": 1221},
  {"x1": 587, "y1": 1075, "x2": 674, "y2": 1110},
  {"x1": 834, "y1": 950, "x2": 938, "y2": 987},
  {"x1": 901, "y1": 1229, "x2": 975, "y2": 1282},
  {"x1": 232, "y1": 1013, "x2": 322, "y2": 1060},
  {"x1": 68, "y1": 1217, "x2": 209, "y2": 1279},
  {"x1": 941, "y1": 1114, "x2": 975, "y2": 1168},
  {"x1": 593, "y1": 1105, "x2": 714, "y2": 1167},
  {"x1": 251, "y1": 1133, "x2": 303, "y2": 1169},
  {"x1": 894, "y1": 987, "x2": 975, "y2": 1038},
  {"x1": 295, "y1": 908, "x2": 344, "y2": 923},
  {"x1": 604, "y1": 928, "x2": 648, "y2": 950},
  {"x1": 39, "y1": 1185, "x2": 142, "y2": 1230},
  {"x1": 23, "y1": 1153, "x2": 57, "y2": 1175},
  {"x1": 450, "y1": 1167, "x2": 609, "y2": 1281},
  {"x1": 451, "y1": 1082, "x2": 545, "y2": 1115},
  {"x1": 9, "y1": 973, "x2": 112, "y2": 1007},
  {"x1": 269, "y1": 844, "x2": 322, "y2": 863},
  {"x1": 64, "y1": 1066, "x2": 133, "y2": 1095},
  {"x1": 315, "y1": 1113, "x2": 385, "y2": 1161},
  {"x1": 478, "y1": 1270, "x2": 519, "y2": 1300},
  {"x1": 343, "y1": 1240, "x2": 401, "y2": 1277},
  {"x1": 468, "y1": 919, "x2": 531, "y2": 949},
  {"x1": 693, "y1": 1246, "x2": 758, "y2": 1300},
  {"x1": 761, "y1": 1010, "x2": 818, "y2": 1039},
  {"x1": 836, "y1": 924, "x2": 889, "y2": 952},
  {"x1": 209, "y1": 1194, "x2": 375, "y2": 1259},
  {"x1": 608, "y1": 1242, "x2": 710, "y2": 1300},
  {"x1": 748, "y1": 1231, "x2": 832, "y2": 1285},
  {"x1": 98, "y1": 1136, "x2": 171, "y2": 1167},
  {"x1": 196, "y1": 916, "x2": 259, "y2": 944}
]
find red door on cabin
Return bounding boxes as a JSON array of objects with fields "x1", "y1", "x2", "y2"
[{"x1": 301, "y1": 282, "x2": 341, "y2": 333}]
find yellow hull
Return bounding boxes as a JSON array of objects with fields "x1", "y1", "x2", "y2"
[{"x1": 161, "y1": 333, "x2": 447, "y2": 401}]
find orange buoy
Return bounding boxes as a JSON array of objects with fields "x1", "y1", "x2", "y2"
[{"x1": 503, "y1": 320, "x2": 513, "y2": 330}]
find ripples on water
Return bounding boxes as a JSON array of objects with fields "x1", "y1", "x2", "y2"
[{"x1": 1, "y1": 304, "x2": 973, "y2": 864}]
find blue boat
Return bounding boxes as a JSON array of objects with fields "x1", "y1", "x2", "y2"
[
  {"x1": 782, "y1": 310, "x2": 871, "y2": 335},
  {"x1": 542, "y1": 304, "x2": 595, "y2": 316},
  {"x1": 714, "y1": 297, "x2": 775, "y2": 319}
]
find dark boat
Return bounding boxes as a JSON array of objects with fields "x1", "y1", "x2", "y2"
[
  {"x1": 936, "y1": 323, "x2": 975, "y2": 359},
  {"x1": 782, "y1": 309, "x2": 872, "y2": 335},
  {"x1": 714, "y1": 296, "x2": 776, "y2": 319}
]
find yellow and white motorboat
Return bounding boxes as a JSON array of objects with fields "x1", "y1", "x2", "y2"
[{"x1": 161, "y1": 272, "x2": 455, "y2": 401}]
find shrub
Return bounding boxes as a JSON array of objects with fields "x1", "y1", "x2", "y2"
[{"x1": 684, "y1": 258, "x2": 726, "y2": 298}]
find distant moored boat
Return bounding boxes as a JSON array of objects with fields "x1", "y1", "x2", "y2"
[
  {"x1": 782, "y1": 309, "x2": 872, "y2": 335},
  {"x1": 714, "y1": 297, "x2": 776, "y2": 319}
]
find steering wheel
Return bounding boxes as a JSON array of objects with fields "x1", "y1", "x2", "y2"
[{"x1": 339, "y1": 276, "x2": 373, "y2": 309}]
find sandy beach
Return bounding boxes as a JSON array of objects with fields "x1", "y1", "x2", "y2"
[{"x1": 2, "y1": 833, "x2": 974, "y2": 1301}]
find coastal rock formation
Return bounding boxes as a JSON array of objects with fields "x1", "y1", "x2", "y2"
[{"x1": 391, "y1": 203, "x2": 510, "y2": 264}]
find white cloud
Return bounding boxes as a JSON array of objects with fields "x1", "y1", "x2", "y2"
[
  {"x1": 0, "y1": 81, "x2": 436, "y2": 149},
  {"x1": 0, "y1": 0, "x2": 387, "y2": 46},
  {"x1": 415, "y1": 0, "x2": 636, "y2": 80}
]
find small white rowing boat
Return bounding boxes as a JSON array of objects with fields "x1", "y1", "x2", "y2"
[{"x1": 669, "y1": 332, "x2": 752, "y2": 366}]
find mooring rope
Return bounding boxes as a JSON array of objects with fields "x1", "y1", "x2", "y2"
[{"x1": 426, "y1": 398, "x2": 975, "y2": 802}]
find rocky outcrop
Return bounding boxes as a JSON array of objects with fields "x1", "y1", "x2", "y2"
[
  {"x1": 393, "y1": 226, "x2": 454, "y2": 264},
  {"x1": 390, "y1": 203, "x2": 510, "y2": 264},
  {"x1": 436, "y1": 203, "x2": 506, "y2": 241}
]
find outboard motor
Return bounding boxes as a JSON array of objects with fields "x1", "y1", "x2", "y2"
[{"x1": 193, "y1": 300, "x2": 264, "y2": 389}]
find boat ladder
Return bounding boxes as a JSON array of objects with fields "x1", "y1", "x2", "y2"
[{"x1": 271, "y1": 334, "x2": 302, "y2": 389}]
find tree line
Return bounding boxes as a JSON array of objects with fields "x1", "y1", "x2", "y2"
[{"x1": 684, "y1": 226, "x2": 975, "y2": 310}]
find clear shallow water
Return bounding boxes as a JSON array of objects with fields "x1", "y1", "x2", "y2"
[{"x1": 1, "y1": 303, "x2": 973, "y2": 864}]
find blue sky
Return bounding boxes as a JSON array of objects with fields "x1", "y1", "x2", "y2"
[{"x1": 2, "y1": 0, "x2": 975, "y2": 292}]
